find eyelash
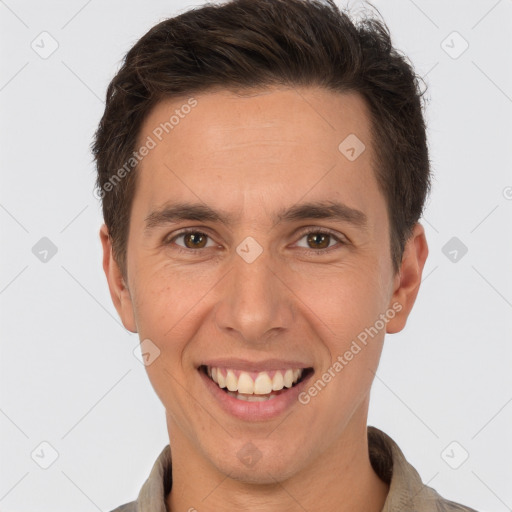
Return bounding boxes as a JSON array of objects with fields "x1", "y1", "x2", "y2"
[{"x1": 163, "y1": 227, "x2": 347, "y2": 256}]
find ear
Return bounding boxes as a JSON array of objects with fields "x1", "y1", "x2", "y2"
[
  {"x1": 386, "y1": 223, "x2": 429, "y2": 334},
  {"x1": 99, "y1": 224, "x2": 137, "y2": 333}
]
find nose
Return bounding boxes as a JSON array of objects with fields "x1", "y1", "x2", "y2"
[{"x1": 213, "y1": 244, "x2": 295, "y2": 346}]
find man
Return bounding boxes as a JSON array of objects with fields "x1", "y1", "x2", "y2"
[{"x1": 93, "y1": 0, "x2": 478, "y2": 510}]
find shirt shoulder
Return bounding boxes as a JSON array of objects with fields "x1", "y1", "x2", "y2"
[
  {"x1": 367, "y1": 426, "x2": 479, "y2": 512},
  {"x1": 109, "y1": 501, "x2": 138, "y2": 512},
  {"x1": 413, "y1": 488, "x2": 479, "y2": 512},
  {"x1": 110, "y1": 444, "x2": 172, "y2": 512}
]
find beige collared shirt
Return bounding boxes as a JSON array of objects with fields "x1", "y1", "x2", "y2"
[{"x1": 111, "y1": 426, "x2": 478, "y2": 512}]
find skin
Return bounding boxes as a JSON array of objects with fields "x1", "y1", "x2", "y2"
[{"x1": 100, "y1": 86, "x2": 428, "y2": 512}]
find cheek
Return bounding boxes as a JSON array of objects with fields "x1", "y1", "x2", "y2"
[
  {"x1": 290, "y1": 261, "x2": 387, "y2": 341},
  {"x1": 131, "y1": 260, "x2": 217, "y2": 338},
  {"x1": 131, "y1": 267, "x2": 207, "y2": 406},
  {"x1": 290, "y1": 261, "x2": 389, "y2": 408}
]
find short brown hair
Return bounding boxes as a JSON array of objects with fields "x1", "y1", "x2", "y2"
[{"x1": 92, "y1": 0, "x2": 430, "y2": 277}]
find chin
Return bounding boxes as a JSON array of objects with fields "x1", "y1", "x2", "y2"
[{"x1": 208, "y1": 442, "x2": 306, "y2": 485}]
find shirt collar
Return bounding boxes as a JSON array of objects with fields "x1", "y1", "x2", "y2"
[{"x1": 368, "y1": 426, "x2": 438, "y2": 511}]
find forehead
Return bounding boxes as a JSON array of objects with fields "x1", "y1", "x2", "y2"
[{"x1": 133, "y1": 86, "x2": 382, "y2": 223}]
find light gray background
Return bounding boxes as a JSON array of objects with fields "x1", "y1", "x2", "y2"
[{"x1": 1, "y1": 0, "x2": 511, "y2": 510}]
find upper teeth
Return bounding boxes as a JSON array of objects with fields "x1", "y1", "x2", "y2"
[{"x1": 206, "y1": 366, "x2": 303, "y2": 394}]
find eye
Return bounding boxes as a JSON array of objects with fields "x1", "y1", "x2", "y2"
[
  {"x1": 167, "y1": 229, "x2": 217, "y2": 250},
  {"x1": 295, "y1": 229, "x2": 346, "y2": 252}
]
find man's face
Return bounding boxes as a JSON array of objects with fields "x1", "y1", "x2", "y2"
[{"x1": 102, "y1": 86, "x2": 425, "y2": 483}]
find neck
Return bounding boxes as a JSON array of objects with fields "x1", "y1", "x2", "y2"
[{"x1": 165, "y1": 404, "x2": 389, "y2": 512}]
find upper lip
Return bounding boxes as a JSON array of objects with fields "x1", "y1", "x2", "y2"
[{"x1": 200, "y1": 358, "x2": 313, "y2": 372}]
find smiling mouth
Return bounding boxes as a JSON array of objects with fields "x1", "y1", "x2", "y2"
[{"x1": 199, "y1": 365, "x2": 314, "y2": 401}]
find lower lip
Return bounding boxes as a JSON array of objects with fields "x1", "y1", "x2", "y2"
[{"x1": 199, "y1": 368, "x2": 313, "y2": 421}]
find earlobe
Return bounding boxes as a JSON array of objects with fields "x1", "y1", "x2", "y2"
[
  {"x1": 386, "y1": 223, "x2": 429, "y2": 334},
  {"x1": 99, "y1": 224, "x2": 138, "y2": 333}
]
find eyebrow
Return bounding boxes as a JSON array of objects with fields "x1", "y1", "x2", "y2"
[{"x1": 143, "y1": 200, "x2": 368, "y2": 235}]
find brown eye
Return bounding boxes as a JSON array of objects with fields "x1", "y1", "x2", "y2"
[
  {"x1": 182, "y1": 232, "x2": 208, "y2": 249},
  {"x1": 306, "y1": 232, "x2": 331, "y2": 249},
  {"x1": 295, "y1": 229, "x2": 345, "y2": 253}
]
